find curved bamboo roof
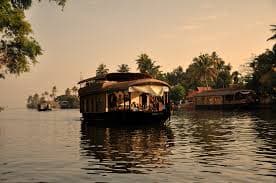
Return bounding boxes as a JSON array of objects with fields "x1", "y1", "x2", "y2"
[
  {"x1": 78, "y1": 73, "x2": 153, "y2": 84},
  {"x1": 78, "y1": 73, "x2": 170, "y2": 96}
]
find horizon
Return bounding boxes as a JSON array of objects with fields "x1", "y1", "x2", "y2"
[{"x1": 0, "y1": 0, "x2": 275, "y2": 108}]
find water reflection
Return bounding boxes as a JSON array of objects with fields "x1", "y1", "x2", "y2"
[
  {"x1": 174, "y1": 111, "x2": 236, "y2": 160},
  {"x1": 80, "y1": 123, "x2": 174, "y2": 174},
  {"x1": 251, "y1": 110, "x2": 276, "y2": 176}
]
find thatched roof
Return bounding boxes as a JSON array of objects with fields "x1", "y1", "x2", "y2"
[
  {"x1": 194, "y1": 88, "x2": 255, "y2": 97},
  {"x1": 79, "y1": 77, "x2": 170, "y2": 96},
  {"x1": 78, "y1": 73, "x2": 152, "y2": 84}
]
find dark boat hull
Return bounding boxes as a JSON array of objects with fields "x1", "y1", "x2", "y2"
[{"x1": 82, "y1": 111, "x2": 171, "y2": 126}]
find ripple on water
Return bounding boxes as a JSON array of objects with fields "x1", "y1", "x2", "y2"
[{"x1": 1, "y1": 109, "x2": 276, "y2": 182}]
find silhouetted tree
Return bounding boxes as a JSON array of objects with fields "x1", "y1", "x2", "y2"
[
  {"x1": 52, "y1": 86, "x2": 57, "y2": 99},
  {"x1": 96, "y1": 64, "x2": 109, "y2": 76},
  {"x1": 65, "y1": 88, "x2": 71, "y2": 96},
  {"x1": 117, "y1": 64, "x2": 130, "y2": 73},
  {"x1": 136, "y1": 54, "x2": 161, "y2": 78},
  {"x1": 71, "y1": 86, "x2": 78, "y2": 96},
  {"x1": 164, "y1": 66, "x2": 186, "y2": 86}
]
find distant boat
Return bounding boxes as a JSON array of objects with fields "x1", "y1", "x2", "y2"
[
  {"x1": 193, "y1": 88, "x2": 258, "y2": 109},
  {"x1": 78, "y1": 72, "x2": 171, "y2": 125},
  {"x1": 37, "y1": 102, "x2": 52, "y2": 111}
]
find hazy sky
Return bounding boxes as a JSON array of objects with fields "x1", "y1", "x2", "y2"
[{"x1": 1, "y1": 0, "x2": 275, "y2": 108}]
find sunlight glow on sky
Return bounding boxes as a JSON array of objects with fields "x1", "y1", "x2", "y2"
[{"x1": 0, "y1": 0, "x2": 275, "y2": 107}]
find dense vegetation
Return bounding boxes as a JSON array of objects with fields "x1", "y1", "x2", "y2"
[
  {"x1": 27, "y1": 85, "x2": 79, "y2": 109},
  {"x1": 96, "y1": 25, "x2": 276, "y2": 103},
  {"x1": 0, "y1": 0, "x2": 65, "y2": 79}
]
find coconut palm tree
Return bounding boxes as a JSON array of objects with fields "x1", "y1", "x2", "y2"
[
  {"x1": 164, "y1": 66, "x2": 186, "y2": 86},
  {"x1": 117, "y1": 64, "x2": 130, "y2": 73},
  {"x1": 71, "y1": 86, "x2": 78, "y2": 96},
  {"x1": 96, "y1": 64, "x2": 109, "y2": 76},
  {"x1": 52, "y1": 86, "x2": 57, "y2": 100},
  {"x1": 65, "y1": 88, "x2": 71, "y2": 96},
  {"x1": 191, "y1": 54, "x2": 217, "y2": 87},
  {"x1": 136, "y1": 54, "x2": 160, "y2": 78},
  {"x1": 267, "y1": 25, "x2": 276, "y2": 41}
]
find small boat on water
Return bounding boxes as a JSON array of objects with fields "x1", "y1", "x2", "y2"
[
  {"x1": 193, "y1": 88, "x2": 258, "y2": 110},
  {"x1": 37, "y1": 102, "x2": 52, "y2": 111},
  {"x1": 78, "y1": 73, "x2": 171, "y2": 125}
]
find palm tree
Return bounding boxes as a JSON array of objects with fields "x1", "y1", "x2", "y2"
[
  {"x1": 267, "y1": 25, "x2": 276, "y2": 41},
  {"x1": 117, "y1": 64, "x2": 130, "y2": 73},
  {"x1": 52, "y1": 86, "x2": 57, "y2": 100},
  {"x1": 136, "y1": 54, "x2": 160, "y2": 78},
  {"x1": 44, "y1": 91, "x2": 49, "y2": 101},
  {"x1": 164, "y1": 66, "x2": 186, "y2": 86},
  {"x1": 96, "y1": 64, "x2": 109, "y2": 76},
  {"x1": 65, "y1": 88, "x2": 71, "y2": 96},
  {"x1": 71, "y1": 86, "x2": 78, "y2": 96},
  {"x1": 191, "y1": 54, "x2": 217, "y2": 87}
]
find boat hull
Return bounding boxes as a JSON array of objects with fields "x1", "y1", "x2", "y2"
[{"x1": 82, "y1": 111, "x2": 170, "y2": 126}]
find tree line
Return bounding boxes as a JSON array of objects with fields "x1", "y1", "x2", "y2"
[
  {"x1": 96, "y1": 25, "x2": 276, "y2": 102},
  {"x1": 27, "y1": 86, "x2": 79, "y2": 109}
]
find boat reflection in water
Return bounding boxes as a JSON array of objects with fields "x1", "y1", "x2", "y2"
[{"x1": 80, "y1": 123, "x2": 174, "y2": 174}]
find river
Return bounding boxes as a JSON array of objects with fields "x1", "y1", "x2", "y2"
[{"x1": 0, "y1": 108, "x2": 276, "y2": 182}]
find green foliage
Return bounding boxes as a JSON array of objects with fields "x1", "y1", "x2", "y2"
[
  {"x1": 169, "y1": 84, "x2": 186, "y2": 103},
  {"x1": 0, "y1": 0, "x2": 65, "y2": 79},
  {"x1": 185, "y1": 52, "x2": 232, "y2": 89},
  {"x1": 71, "y1": 86, "x2": 78, "y2": 95},
  {"x1": 65, "y1": 88, "x2": 71, "y2": 96},
  {"x1": 26, "y1": 93, "x2": 40, "y2": 108},
  {"x1": 52, "y1": 85, "x2": 57, "y2": 98},
  {"x1": 117, "y1": 64, "x2": 130, "y2": 73},
  {"x1": 164, "y1": 66, "x2": 186, "y2": 86},
  {"x1": 246, "y1": 44, "x2": 276, "y2": 95},
  {"x1": 136, "y1": 53, "x2": 161, "y2": 78},
  {"x1": 96, "y1": 63, "x2": 109, "y2": 76}
]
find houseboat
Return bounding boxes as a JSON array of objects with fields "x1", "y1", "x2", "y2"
[
  {"x1": 78, "y1": 73, "x2": 171, "y2": 125},
  {"x1": 193, "y1": 88, "x2": 258, "y2": 109}
]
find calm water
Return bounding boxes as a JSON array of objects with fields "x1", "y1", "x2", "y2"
[{"x1": 1, "y1": 109, "x2": 276, "y2": 182}]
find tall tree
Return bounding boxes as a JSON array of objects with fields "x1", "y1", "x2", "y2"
[
  {"x1": 96, "y1": 63, "x2": 109, "y2": 76},
  {"x1": 136, "y1": 53, "x2": 161, "y2": 78},
  {"x1": 267, "y1": 25, "x2": 276, "y2": 41},
  {"x1": 117, "y1": 64, "x2": 130, "y2": 73},
  {"x1": 71, "y1": 86, "x2": 78, "y2": 96},
  {"x1": 65, "y1": 88, "x2": 71, "y2": 96},
  {"x1": 0, "y1": 0, "x2": 66, "y2": 79},
  {"x1": 164, "y1": 66, "x2": 186, "y2": 86},
  {"x1": 211, "y1": 52, "x2": 232, "y2": 88},
  {"x1": 52, "y1": 86, "x2": 57, "y2": 99},
  {"x1": 247, "y1": 45, "x2": 276, "y2": 94},
  {"x1": 187, "y1": 53, "x2": 217, "y2": 87}
]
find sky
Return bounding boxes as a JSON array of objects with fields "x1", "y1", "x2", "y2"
[{"x1": 0, "y1": 0, "x2": 275, "y2": 108}]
